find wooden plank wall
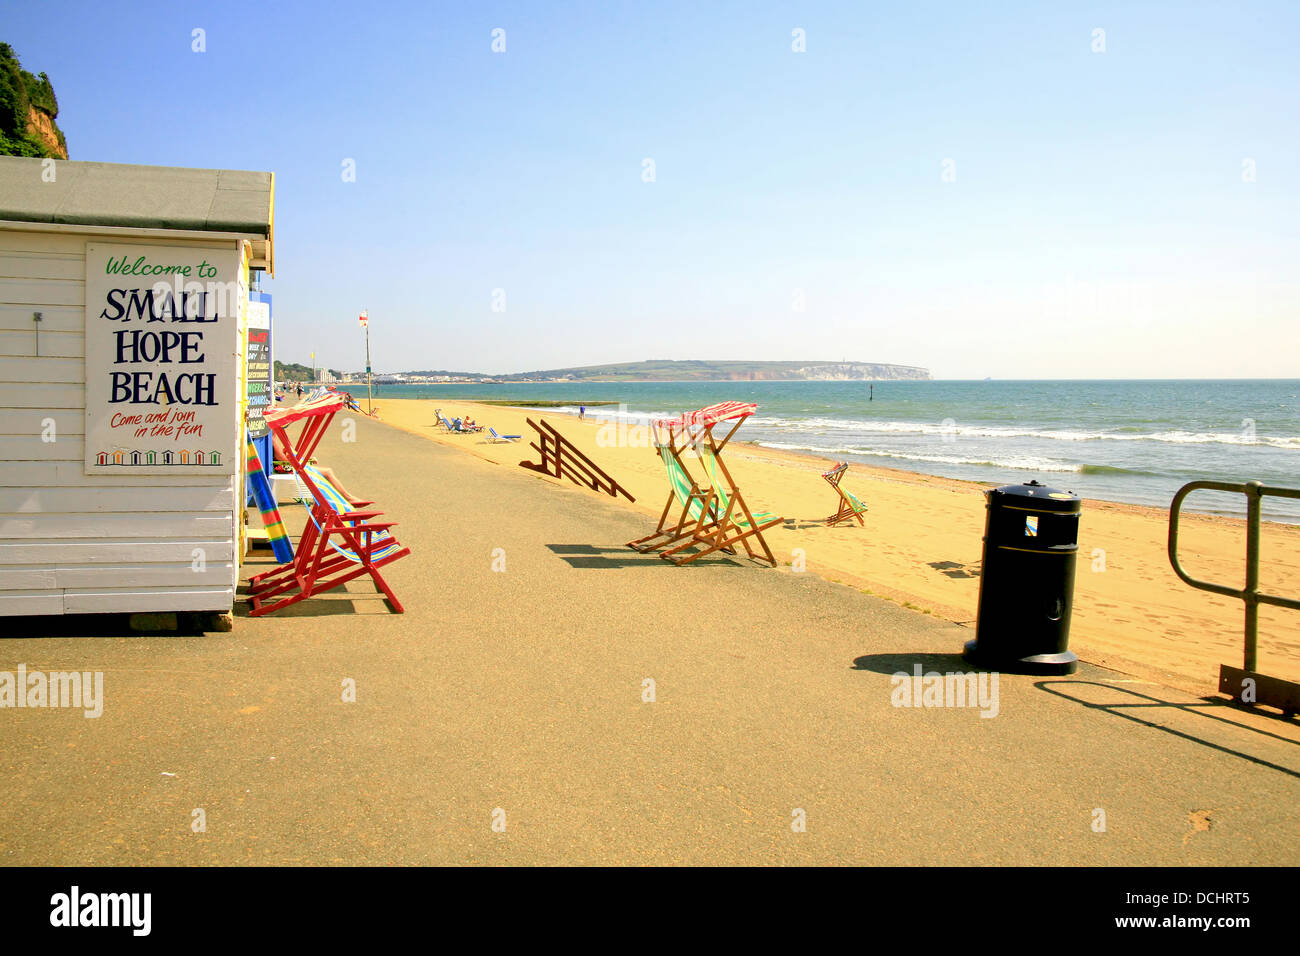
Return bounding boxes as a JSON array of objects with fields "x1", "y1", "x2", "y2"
[{"x1": 0, "y1": 227, "x2": 240, "y2": 617}]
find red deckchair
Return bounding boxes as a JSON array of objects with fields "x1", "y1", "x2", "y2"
[{"x1": 247, "y1": 393, "x2": 410, "y2": 615}]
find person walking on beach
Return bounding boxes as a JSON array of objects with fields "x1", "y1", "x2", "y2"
[{"x1": 580, "y1": 405, "x2": 586, "y2": 420}]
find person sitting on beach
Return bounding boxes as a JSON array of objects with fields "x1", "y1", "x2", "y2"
[{"x1": 270, "y1": 429, "x2": 366, "y2": 506}]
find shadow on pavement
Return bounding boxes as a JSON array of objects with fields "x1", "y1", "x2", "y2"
[
  {"x1": 1038, "y1": 679, "x2": 1300, "y2": 779},
  {"x1": 231, "y1": 591, "x2": 381, "y2": 619},
  {"x1": 0, "y1": 613, "x2": 212, "y2": 639},
  {"x1": 852, "y1": 652, "x2": 975, "y2": 675},
  {"x1": 545, "y1": 543, "x2": 741, "y2": 569}
]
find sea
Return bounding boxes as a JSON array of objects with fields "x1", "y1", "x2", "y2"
[{"x1": 367, "y1": 379, "x2": 1300, "y2": 523}]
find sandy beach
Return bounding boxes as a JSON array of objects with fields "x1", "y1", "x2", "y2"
[{"x1": 373, "y1": 396, "x2": 1300, "y2": 695}]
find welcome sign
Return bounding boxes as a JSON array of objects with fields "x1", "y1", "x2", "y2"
[{"x1": 84, "y1": 243, "x2": 240, "y2": 475}]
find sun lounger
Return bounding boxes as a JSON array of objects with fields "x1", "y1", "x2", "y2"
[
  {"x1": 441, "y1": 415, "x2": 482, "y2": 434},
  {"x1": 822, "y1": 461, "x2": 868, "y2": 526},
  {"x1": 488, "y1": 427, "x2": 521, "y2": 443}
]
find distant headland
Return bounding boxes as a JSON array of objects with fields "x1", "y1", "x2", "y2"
[{"x1": 276, "y1": 360, "x2": 932, "y2": 385}]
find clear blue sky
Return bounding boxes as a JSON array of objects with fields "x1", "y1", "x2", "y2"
[{"x1": 5, "y1": 0, "x2": 1298, "y2": 378}]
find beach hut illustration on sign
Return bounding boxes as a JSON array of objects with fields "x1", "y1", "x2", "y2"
[{"x1": 91, "y1": 448, "x2": 219, "y2": 465}]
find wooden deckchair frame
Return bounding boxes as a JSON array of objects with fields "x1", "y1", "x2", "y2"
[
  {"x1": 627, "y1": 423, "x2": 727, "y2": 554},
  {"x1": 247, "y1": 398, "x2": 410, "y2": 616},
  {"x1": 656, "y1": 418, "x2": 781, "y2": 567},
  {"x1": 823, "y1": 461, "x2": 868, "y2": 527},
  {"x1": 519, "y1": 417, "x2": 635, "y2": 501},
  {"x1": 629, "y1": 406, "x2": 781, "y2": 567}
]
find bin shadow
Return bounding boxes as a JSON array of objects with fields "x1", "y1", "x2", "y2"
[
  {"x1": 851, "y1": 652, "x2": 976, "y2": 675},
  {"x1": 1037, "y1": 679, "x2": 1300, "y2": 779}
]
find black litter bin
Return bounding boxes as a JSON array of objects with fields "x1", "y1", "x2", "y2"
[{"x1": 964, "y1": 480, "x2": 1081, "y2": 675}]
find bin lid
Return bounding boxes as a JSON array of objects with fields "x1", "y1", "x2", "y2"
[{"x1": 988, "y1": 480, "x2": 1081, "y2": 512}]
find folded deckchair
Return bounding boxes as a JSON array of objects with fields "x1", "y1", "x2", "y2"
[
  {"x1": 488, "y1": 427, "x2": 521, "y2": 443},
  {"x1": 822, "y1": 461, "x2": 868, "y2": 527},
  {"x1": 245, "y1": 431, "x2": 295, "y2": 564},
  {"x1": 247, "y1": 393, "x2": 410, "y2": 616},
  {"x1": 631, "y1": 402, "x2": 781, "y2": 566}
]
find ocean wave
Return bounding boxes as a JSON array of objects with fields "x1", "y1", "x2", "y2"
[
  {"x1": 751, "y1": 417, "x2": 1300, "y2": 449},
  {"x1": 757, "y1": 442, "x2": 1084, "y2": 473},
  {"x1": 545, "y1": 406, "x2": 1300, "y2": 450}
]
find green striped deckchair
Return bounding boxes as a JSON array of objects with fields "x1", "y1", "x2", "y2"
[
  {"x1": 627, "y1": 435, "x2": 721, "y2": 554},
  {"x1": 630, "y1": 402, "x2": 781, "y2": 567},
  {"x1": 654, "y1": 438, "x2": 780, "y2": 567}
]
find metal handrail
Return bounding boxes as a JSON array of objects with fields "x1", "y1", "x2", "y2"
[{"x1": 1168, "y1": 479, "x2": 1300, "y2": 671}]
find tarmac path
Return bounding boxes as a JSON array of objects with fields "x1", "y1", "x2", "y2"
[{"x1": 1, "y1": 414, "x2": 1296, "y2": 865}]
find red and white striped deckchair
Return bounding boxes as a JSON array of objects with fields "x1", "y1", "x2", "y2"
[
  {"x1": 632, "y1": 402, "x2": 782, "y2": 566},
  {"x1": 247, "y1": 393, "x2": 410, "y2": 615}
]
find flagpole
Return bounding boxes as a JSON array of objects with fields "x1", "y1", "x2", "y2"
[{"x1": 360, "y1": 310, "x2": 373, "y2": 415}]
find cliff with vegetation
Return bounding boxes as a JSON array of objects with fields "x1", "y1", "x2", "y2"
[
  {"x1": 0, "y1": 43, "x2": 68, "y2": 159},
  {"x1": 274, "y1": 361, "x2": 344, "y2": 383}
]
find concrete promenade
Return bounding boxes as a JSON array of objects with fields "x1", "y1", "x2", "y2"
[{"x1": 1, "y1": 414, "x2": 1296, "y2": 865}]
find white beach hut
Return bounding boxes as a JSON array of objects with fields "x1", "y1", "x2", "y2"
[{"x1": 0, "y1": 157, "x2": 274, "y2": 620}]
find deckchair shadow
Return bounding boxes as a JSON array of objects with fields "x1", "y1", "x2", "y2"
[{"x1": 546, "y1": 543, "x2": 695, "y2": 569}]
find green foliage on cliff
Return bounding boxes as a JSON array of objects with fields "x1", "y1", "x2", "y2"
[
  {"x1": 274, "y1": 361, "x2": 342, "y2": 383},
  {"x1": 0, "y1": 42, "x2": 67, "y2": 158}
]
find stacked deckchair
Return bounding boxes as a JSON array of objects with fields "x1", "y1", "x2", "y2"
[
  {"x1": 627, "y1": 419, "x2": 723, "y2": 556},
  {"x1": 628, "y1": 401, "x2": 781, "y2": 566},
  {"x1": 822, "y1": 461, "x2": 869, "y2": 526},
  {"x1": 247, "y1": 392, "x2": 410, "y2": 616}
]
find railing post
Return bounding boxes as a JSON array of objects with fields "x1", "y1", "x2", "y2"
[{"x1": 1244, "y1": 480, "x2": 1261, "y2": 671}]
